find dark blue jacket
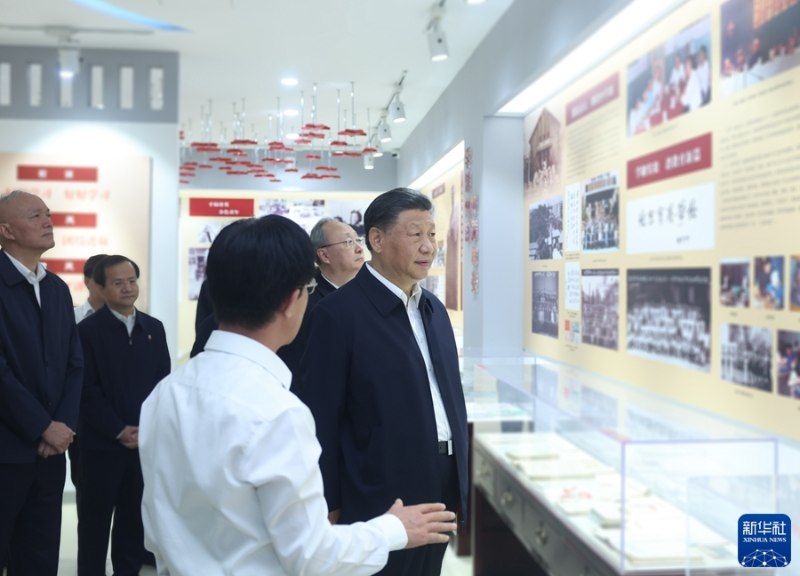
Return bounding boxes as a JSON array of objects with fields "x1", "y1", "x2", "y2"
[
  {"x1": 0, "y1": 250, "x2": 83, "y2": 463},
  {"x1": 78, "y1": 305, "x2": 170, "y2": 451},
  {"x1": 294, "y1": 266, "x2": 468, "y2": 523}
]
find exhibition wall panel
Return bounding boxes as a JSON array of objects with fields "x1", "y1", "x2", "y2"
[{"x1": 522, "y1": 0, "x2": 800, "y2": 438}]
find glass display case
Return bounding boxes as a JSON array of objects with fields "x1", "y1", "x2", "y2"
[{"x1": 468, "y1": 355, "x2": 800, "y2": 576}]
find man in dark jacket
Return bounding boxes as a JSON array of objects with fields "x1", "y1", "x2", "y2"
[
  {"x1": 0, "y1": 190, "x2": 83, "y2": 576},
  {"x1": 294, "y1": 189, "x2": 468, "y2": 576},
  {"x1": 76, "y1": 255, "x2": 170, "y2": 576}
]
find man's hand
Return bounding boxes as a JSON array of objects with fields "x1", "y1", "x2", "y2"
[
  {"x1": 41, "y1": 421, "x2": 75, "y2": 454},
  {"x1": 37, "y1": 440, "x2": 58, "y2": 458},
  {"x1": 386, "y1": 499, "x2": 457, "y2": 549},
  {"x1": 118, "y1": 425, "x2": 139, "y2": 449},
  {"x1": 328, "y1": 509, "x2": 341, "y2": 524}
]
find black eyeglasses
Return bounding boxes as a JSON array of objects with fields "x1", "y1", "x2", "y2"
[
  {"x1": 301, "y1": 278, "x2": 317, "y2": 295},
  {"x1": 319, "y1": 237, "x2": 365, "y2": 249}
]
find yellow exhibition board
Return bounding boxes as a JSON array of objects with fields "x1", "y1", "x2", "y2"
[{"x1": 522, "y1": 0, "x2": 800, "y2": 438}]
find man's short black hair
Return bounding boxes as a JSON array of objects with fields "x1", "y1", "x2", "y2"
[
  {"x1": 363, "y1": 188, "x2": 432, "y2": 252},
  {"x1": 83, "y1": 253, "x2": 108, "y2": 279},
  {"x1": 207, "y1": 215, "x2": 315, "y2": 330},
  {"x1": 93, "y1": 255, "x2": 140, "y2": 287}
]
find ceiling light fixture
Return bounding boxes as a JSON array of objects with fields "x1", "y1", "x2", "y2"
[
  {"x1": 281, "y1": 77, "x2": 298, "y2": 87},
  {"x1": 377, "y1": 116, "x2": 392, "y2": 142},
  {"x1": 427, "y1": 20, "x2": 449, "y2": 62},
  {"x1": 58, "y1": 46, "x2": 81, "y2": 78},
  {"x1": 388, "y1": 93, "x2": 406, "y2": 123}
]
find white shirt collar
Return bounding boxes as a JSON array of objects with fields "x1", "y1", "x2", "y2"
[
  {"x1": 366, "y1": 262, "x2": 421, "y2": 308},
  {"x1": 5, "y1": 252, "x2": 46, "y2": 284},
  {"x1": 204, "y1": 330, "x2": 292, "y2": 391}
]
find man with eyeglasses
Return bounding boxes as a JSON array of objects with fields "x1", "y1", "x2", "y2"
[
  {"x1": 294, "y1": 188, "x2": 468, "y2": 576},
  {"x1": 75, "y1": 255, "x2": 170, "y2": 576},
  {"x1": 138, "y1": 215, "x2": 457, "y2": 574},
  {"x1": 278, "y1": 217, "x2": 366, "y2": 372},
  {"x1": 191, "y1": 217, "x2": 365, "y2": 375}
]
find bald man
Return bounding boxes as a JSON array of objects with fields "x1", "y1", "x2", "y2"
[{"x1": 0, "y1": 190, "x2": 83, "y2": 575}]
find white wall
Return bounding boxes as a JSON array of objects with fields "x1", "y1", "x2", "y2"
[{"x1": 0, "y1": 119, "x2": 180, "y2": 361}]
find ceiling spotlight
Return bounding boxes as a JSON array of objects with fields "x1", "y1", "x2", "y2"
[
  {"x1": 427, "y1": 21, "x2": 449, "y2": 62},
  {"x1": 363, "y1": 153, "x2": 375, "y2": 170},
  {"x1": 280, "y1": 77, "x2": 298, "y2": 87},
  {"x1": 464, "y1": 0, "x2": 486, "y2": 4},
  {"x1": 377, "y1": 118, "x2": 392, "y2": 142},
  {"x1": 388, "y1": 94, "x2": 406, "y2": 123},
  {"x1": 58, "y1": 47, "x2": 81, "y2": 79}
]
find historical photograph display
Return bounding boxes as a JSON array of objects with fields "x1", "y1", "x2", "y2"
[
  {"x1": 187, "y1": 247, "x2": 209, "y2": 301},
  {"x1": 720, "y1": 258, "x2": 750, "y2": 307},
  {"x1": 582, "y1": 172, "x2": 620, "y2": 252},
  {"x1": 524, "y1": 108, "x2": 562, "y2": 193},
  {"x1": 581, "y1": 269, "x2": 620, "y2": 350},
  {"x1": 529, "y1": 195, "x2": 564, "y2": 260},
  {"x1": 777, "y1": 329, "x2": 800, "y2": 398},
  {"x1": 752, "y1": 255, "x2": 785, "y2": 310},
  {"x1": 626, "y1": 268, "x2": 711, "y2": 371},
  {"x1": 720, "y1": 323, "x2": 772, "y2": 391},
  {"x1": 532, "y1": 270, "x2": 559, "y2": 338},
  {"x1": 720, "y1": 0, "x2": 800, "y2": 95},
  {"x1": 790, "y1": 255, "x2": 800, "y2": 311},
  {"x1": 627, "y1": 15, "x2": 712, "y2": 137}
]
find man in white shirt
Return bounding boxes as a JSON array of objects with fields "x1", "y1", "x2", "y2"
[
  {"x1": 73, "y1": 254, "x2": 107, "y2": 324},
  {"x1": 138, "y1": 214, "x2": 455, "y2": 575}
]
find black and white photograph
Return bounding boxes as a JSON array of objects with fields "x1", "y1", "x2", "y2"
[
  {"x1": 529, "y1": 195, "x2": 563, "y2": 260},
  {"x1": 777, "y1": 329, "x2": 800, "y2": 398},
  {"x1": 720, "y1": 258, "x2": 750, "y2": 308},
  {"x1": 532, "y1": 270, "x2": 559, "y2": 338},
  {"x1": 582, "y1": 171, "x2": 619, "y2": 252},
  {"x1": 720, "y1": 323, "x2": 772, "y2": 392},
  {"x1": 581, "y1": 268, "x2": 619, "y2": 350},
  {"x1": 626, "y1": 268, "x2": 711, "y2": 371},
  {"x1": 187, "y1": 247, "x2": 209, "y2": 301},
  {"x1": 524, "y1": 107, "x2": 562, "y2": 193},
  {"x1": 753, "y1": 255, "x2": 785, "y2": 310}
]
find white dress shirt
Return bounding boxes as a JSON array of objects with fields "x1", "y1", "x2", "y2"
[
  {"x1": 74, "y1": 300, "x2": 96, "y2": 323},
  {"x1": 139, "y1": 330, "x2": 406, "y2": 576},
  {"x1": 366, "y1": 263, "x2": 453, "y2": 442},
  {"x1": 5, "y1": 252, "x2": 46, "y2": 306}
]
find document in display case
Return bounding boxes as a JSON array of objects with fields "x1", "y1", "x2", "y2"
[{"x1": 468, "y1": 356, "x2": 798, "y2": 576}]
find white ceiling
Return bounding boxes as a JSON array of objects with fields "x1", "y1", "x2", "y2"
[{"x1": 0, "y1": 0, "x2": 515, "y2": 150}]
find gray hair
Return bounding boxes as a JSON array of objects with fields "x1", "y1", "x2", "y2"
[{"x1": 309, "y1": 217, "x2": 335, "y2": 264}]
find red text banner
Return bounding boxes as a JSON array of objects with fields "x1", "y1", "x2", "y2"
[
  {"x1": 627, "y1": 133, "x2": 712, "y2": 189},
  {"x1": 189, "y1": 198, "x2": 254, "y2": 218}
]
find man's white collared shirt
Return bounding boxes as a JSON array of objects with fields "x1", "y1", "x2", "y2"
[
  {"x1": 139, "y1": 330, "x2": 406, "y2": 575},
  {"x1": 366, "y1": 263, "x2": 453, "y2": 442},
  {"x1": 6, "y1": 252, "x2": 46, "y2": 306}
]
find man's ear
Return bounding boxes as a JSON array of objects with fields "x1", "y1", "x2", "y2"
[
  {"x1": 317, "y1": 247, "x2": 330, "y2": 265},
  {"x1": 368, "y1": 227, "x2": 383, "y2": 254},
  {"x1": 0, "y1": 223, "x2": 14, "y2": 242},
  {"x1": 279, "y1": 286, "x2": 303, "y2": 319}
]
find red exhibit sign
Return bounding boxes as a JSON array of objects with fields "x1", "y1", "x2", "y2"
[
  {"x1": 627, "y1": 133, "x2": 712, "y2": 189},
  {"x1": 17, "y1": 165, "x2": 99, "y2": 182},
  {"x1": 42, "y1": 258, "x2": 84, "y2": 275},
  {"x1": 189, "y1": 198, "x2": 254, "y2": 217},
  {"x1": 51, "y1": 213, "x2": 98, "y2": 228},
  {"x1": 566, "y1": 73, "x2": 619, "y2": 126}
]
